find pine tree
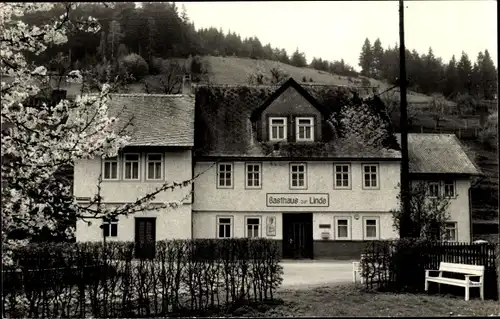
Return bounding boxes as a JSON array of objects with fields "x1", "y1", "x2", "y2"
[
  {"x1": 479, "y1": 49, "x2": 497, "y2": 99},
  {"x1": 107, "y1": 20, "x2": 124, "y2": 62},
  {"x1": 371, "y1": 38, "x2": 384, "y2": 79},
  {"x1": 146, "y1": 17, "x2": 157, "y2": 62},
  {"x1": 359, "y1": 38, "x2": 373, "y2": 77},
  {"x1": 443, "y1": 55, "x2": 459, "y2": 98},
  {"x1": 456, "y1": 51, "x2": 473, "y2": 94},
  {"x1": 97, "y1": 31, "x2": 107, "y2": 62},
  {"x1": 290, "y1": 48, "x2": 307, "y2": 68}
]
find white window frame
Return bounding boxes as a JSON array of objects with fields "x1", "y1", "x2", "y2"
[
  {"x1": 334, "y1": 216, "x2": 352, "y2": 240},
  {"x1": 245, "y1": 216, "x2": 261, "y2": 238},
  {"x1": 333, "y1": 163, "x2": 351, "y2": 189},
  {"x1": 444, "y1": 222, "x2": 457, "y2": 242},
  {"x1": 295, "y1": 117, "x2": 314, "y2": 141},
  {"x1": 363, "y1": 217, "x2": 380, "y2": 240},
  {"x1": 102, "y1": 218, "x2": 118, "y2": 237},
  {"x1": 123, "y1": 153, "x2": 141, "y2": 181},
  {"x1": 245, "y1": 163, "x2": 262, "y2": 189},
  {"x1": 290, "y1": 163, "x2": 307, "y2": 190},
  {"x1": 269, "y1": 117, "x2": 287, "y2": 141},
  {"x1": 427, "y1": 181, "x2": 440, "y2": 198},
  {"x1": 443, "y1": 180, "x2": 456, "y2": 198},
  {"x1": 145, "y1": 153, "x2": 163, "y2": 181},
  {"x1": 217, "y1": 163, "x2": 233, "y2": 189},
  {"x1": 362, "y1": 164, "x2": 379, "y2": 189},
  {"x1": 217, "y1": 216, "x2": 233, "y2": 238},
  {"x1": 102, "y1": 156, "x2": 119, "y2": 180}
]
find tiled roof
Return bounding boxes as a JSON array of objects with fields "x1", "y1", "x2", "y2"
[
  {"x1": 107, "y1": 94, "x2": 194, "y2": 147},
  {"x1": 194, "y1": 78, "x2": 401, "y2": 159},
  {"x1": 395, "y1": 133, "x2": 481, "y2": 175}
]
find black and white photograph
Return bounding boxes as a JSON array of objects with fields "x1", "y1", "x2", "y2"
[{"x1": 1, "y1": 1, "x2": 498, "y2": 317}]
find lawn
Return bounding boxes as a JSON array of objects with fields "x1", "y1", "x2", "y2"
[{"x1": 229, "y1": 284, "x2": 500, "y2": 317}]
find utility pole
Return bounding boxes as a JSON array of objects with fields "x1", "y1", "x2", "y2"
[{"x1": 399, "y1": 0, "x2": 412, "y2": 238}]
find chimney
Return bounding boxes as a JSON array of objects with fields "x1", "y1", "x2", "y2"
[{"x1": 181, "y1": 74, "x2": 192, "y2": 94}]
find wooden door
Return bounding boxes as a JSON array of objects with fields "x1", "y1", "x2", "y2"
[{"x1": 135, "y1": 218, "x2": 156, "y2": 259}]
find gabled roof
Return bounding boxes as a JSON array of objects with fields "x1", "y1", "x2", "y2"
[
  {"x1": 250, "y1": 77, "x2": 331, "y2": 121},
  {"x1": 107, "y1": 94, "x2": 195, "y2": 147},
  {"x1": 194, "y1": 82, "x2": 401, "y2": 159},
  {"x1": 395, "y1": 133, "x2": 481, "y2": 175}
]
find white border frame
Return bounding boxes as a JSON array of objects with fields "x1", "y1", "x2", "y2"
[
  {"x1": 245, "y1": 215, "x2": 262, "y2": 238},
  {"x1": 269, "y1": 117, "x2": 288, "y2": 141},
  {"x1": 123, "y1": 153, "x2": 141, "y2": 181},
  {"x1": 295, "y1": 116, "x2": 314, "y2": 142},
  {"x1": 363, "y1": 216, "x2": 380, "y2": 240},
  {"x1": 102, "y1": 156, "x2": 119, "y2": 181},
  {"x1": 216, "y1": 215, "x2": 234, "y2": 238},
  {"x1": 245, "y1": 162, "x2": 262, "y2": 189},
  {"x1": 145, "y1": 153, "x2": 164, "y2": 181},
  {"x1": 334, "y1": 216, "x2": 352, "y2": 240}
]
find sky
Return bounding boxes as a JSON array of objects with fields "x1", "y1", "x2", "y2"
[{"x1": 176, "y1": 1, "x2": 497, "y2": 71}]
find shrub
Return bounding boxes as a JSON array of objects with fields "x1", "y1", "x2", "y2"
[
  {"x1": 478, "y1": 113, "x2": 498, "y2": 149},
  {"x1": 119, "y1": 53, "x2": 149, "y2": 81},
  {"x1": 2, "y1": 239, "x2": 283, "y2": 318}
]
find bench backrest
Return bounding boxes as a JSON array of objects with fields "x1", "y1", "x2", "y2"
[{"x1": 438, "y1": 262, "x2": 485, "y2": 276}]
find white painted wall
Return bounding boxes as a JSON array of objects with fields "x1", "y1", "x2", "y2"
[
  {"x1": 74, "y1": 150, "x2": 192, "y2": 204},
  {"x1": 76, "y1": 204, "x2": 192, "y2": 242},
  {"x1": 193, "y1": 212, "x2": 283, "y2": 239},
  {"x1": 192, "y1": 211, "x2": 398, "y2": 241},
  {"x1": 74, "y1": 149, "x2": 193, "y2": 242},
  {"x1": 193, "y1": 161, "x2": 401, "y2": 212},
  {"x1": 412, "y1": 178, "x2": 472, "y2": 243}
]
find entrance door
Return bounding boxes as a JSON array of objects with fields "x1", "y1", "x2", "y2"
[
  {"x1": 135, "y1": 218, "x2": 156, "y2": 259},
  {"x1": 282, "y1": 213, "x2": 313, "y2": 259}
]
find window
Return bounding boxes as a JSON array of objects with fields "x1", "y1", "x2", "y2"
[
  {"x1": 444, "y1": 222, "x2": 457, "y2": 241},
  {"x1": 123, "y1": 153, "x2": 140, "y2": 180},
  {"x1": 444, "y1": 180, "x2": 455, "y2": 197},
  {"x1": 290, "y1": 163, "x2": 307, "y2": 189},
  {"x1": 296, "y1": 117, "x2": 314, "y2": 141},
  {"x1": 364, "y1": 218, "x2": 379, "y2": 239},
  {"x1": 102, "y1": 218, "x2": 118, "y2": 237},
  {"x1": 427, "y1": 181, "x2": 440, "y2": 197},
  {"x1": 217, "y1": 216, "x2": 233, "y2": 238},
  {"x1": 246, "y1": 217, "x2": 261, "y2": 238},
  {"x1": 146, "y1": 153, "x2": 163, "y2": 180},
  {"x1": 103, "y1": 156, "x2": 119, "y2": 180},
  {"x1": 269, "y1": 117, "x2": 287, "y2": 141},
  {"x1": 334, "y1": 217, "x2": 351, "y2": 239},
  {"x1": 245, "y1": 163, "x2": 262, "y2": 189},
  {"x1": 334, "y1": 164, "x2": 350, "y2": 189},
  {"x1": 362, "y1": 164, "x2": 379, "y2": 189},
  {"x1": 217, "y1": 163, "x2": 233, "y2": 188}
]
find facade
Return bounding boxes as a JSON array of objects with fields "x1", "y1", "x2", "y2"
[
  {"x1": 74, "y1": 94, "x2": 194, "y2": 257},
  {"x1": 74, "y1": 78, "x2": 481, "y2": 259}
]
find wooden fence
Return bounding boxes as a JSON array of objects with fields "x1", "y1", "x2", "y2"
[{"x1": 361, "y1": 241, "x2": 498, "y2": 300}]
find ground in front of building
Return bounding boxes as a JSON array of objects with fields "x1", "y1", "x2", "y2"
[{"x1": 228, "y1": 284, "x2": 500, "y2": 317}]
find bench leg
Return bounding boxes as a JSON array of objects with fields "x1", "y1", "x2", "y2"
[
  {"x1": 353, "y1": 270, "x2": 356, "y2": 283},
  {"x1": 465, "y1": 286, "x2": 470, "y2": 301},
  {"x1": 438, "y1": 283, "x2": 441, "y2": 294},
  {"x1": 424, "y1": 279, "x2": 429, "y2": 292},
  {"x1": 480, "y1": 285, "x2": 484, "y2": 301}
]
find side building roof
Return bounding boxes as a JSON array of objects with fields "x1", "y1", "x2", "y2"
[{"x1": 106, "y1": 93, "x2": 195, "y2": 147}]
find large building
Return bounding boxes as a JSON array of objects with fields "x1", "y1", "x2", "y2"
[{"x1": 74, "y1": 78, "x2": 481, "y2": 259}]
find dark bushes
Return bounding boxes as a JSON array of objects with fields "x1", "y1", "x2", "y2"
[{"x1": 2, "y1": 239, "x2": 283, "y2": 318}]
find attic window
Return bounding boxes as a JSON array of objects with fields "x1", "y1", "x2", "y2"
[
  {"x1": 296, "y1": 117, "x2": 314, "y2": 141},
  {"x1": 269, "y1": 117, "x2": 287, "y2": 141}
]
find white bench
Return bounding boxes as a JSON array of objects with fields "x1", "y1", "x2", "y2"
[{"x1": 424, "y1": 262, "x2": 485, "y2": 301}]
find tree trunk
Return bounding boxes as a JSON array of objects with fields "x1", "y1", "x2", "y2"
[{"x1": 497, "y1": 243, "x2": 500, "y2": 303}]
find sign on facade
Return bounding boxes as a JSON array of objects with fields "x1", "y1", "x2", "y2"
[
  {"x1": 266, "y1": 216, "x2": 276, "y2": 236},
  {"x1": 266, "y1": 193, "x2": 329, "y2": 207}
]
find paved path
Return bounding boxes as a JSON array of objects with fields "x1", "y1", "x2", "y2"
[{"x1": 279, "y1": 260, "x2": 355, "y2": 290}]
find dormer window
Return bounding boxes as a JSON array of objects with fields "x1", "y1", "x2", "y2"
[
  {"x1": 296, "y1": 117, "x2": 314, "y2": 141},
  {"x1": 269, "y1": 117, "x2": 287, "y2": 141}
]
